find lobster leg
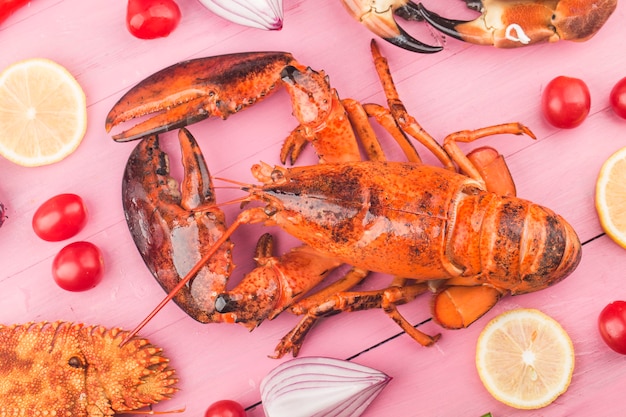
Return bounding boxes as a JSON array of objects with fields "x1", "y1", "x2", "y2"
[
  {"x1": 442, "y1": 123, "x2": 535, "y2": 195},
  {"x1": 369, "y1": 39, "x2": 532, "y2": 195},
  {"x1": 273, "y1": 278, "x2": 436, "y2": 358},
  {"x1": 369, "y1": 40, "x2": 456, "y2": 169},
  {"x1": 214, "y1": 233, "x2": 345, "y2": 329},
  {"x1": 366, "y1": 103, "x2": 425, "y2": 162},
  {"x1": 417, "y1": 0, "x2": 617, "y2": 48},
  {"x1": 271, "y1": 266, "x2": 370, "y2": 357}
]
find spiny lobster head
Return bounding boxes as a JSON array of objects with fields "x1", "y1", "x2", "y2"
[
  {"x1": 106, "y1": 52, "x2": 297, "y2": 142},
  {"x1": 0, "y1": 322, "x2": 176, "y2": 416},
  {"x1": 77, "y1": 325, "x2": 178, "y2": 412}
]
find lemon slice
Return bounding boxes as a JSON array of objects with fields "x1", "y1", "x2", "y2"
[
  {"x1": 596, "y1": 146, "x2": 626, "y2": 249},
  {"x1": 475, "y1": 309, "x2": 574, "y2": 409},
  {"x1": 0, "y1": 58, "x2": 87, "y2": 167}
]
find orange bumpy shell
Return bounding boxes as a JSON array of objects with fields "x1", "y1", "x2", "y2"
[{"x1": 0, "y1": 321, "x2": 177, "y2": 416}]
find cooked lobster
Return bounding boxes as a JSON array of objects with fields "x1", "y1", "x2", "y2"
[{"x1": 107, "y1": 40, "x2": 581, "y2": 357}]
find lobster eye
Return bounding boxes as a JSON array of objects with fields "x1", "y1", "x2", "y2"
[
  {"x1": 270, "y1": 169, "x2": 284, "y2": 182},
  {"x1": 68, "y1": 356, "x2": 86, "y2": 369}
]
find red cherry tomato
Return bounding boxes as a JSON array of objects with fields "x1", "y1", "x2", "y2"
[
  {"x1": 610, "y1": 77, "x2": 626, "y2": 119},
  {"x1": 541, "y1": 76, "x2": 591, "y2": 129},
  {"x1": 0, "y1": 0, "x2": 30, "y2": 25},
  {"x1": 598, "y1": 300, "x2": 626, "y2": 354},
  {"x1": 126, "y1": 0, "x2": 181, "y2": 39},
  {"x1": 204, "y1": 400, "x2": 246, "y2": 417},
  {"x1": 32, "y1": 193, "x2": 88, "y2": 242},
  {"x1": 52, "y1": 242, "x2": 104, "y2": 292}
]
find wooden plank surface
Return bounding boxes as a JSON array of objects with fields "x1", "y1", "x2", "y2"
[{"x1": 1, "y1": 0, "x2": 626, "y2": 415}]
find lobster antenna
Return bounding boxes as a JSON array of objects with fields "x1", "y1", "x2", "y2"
[
  {"x1": 214, "y1": 176, "x2": 249, "y2": 187},
  {"x1": 121, "y1": 218, "x2": 244, "y2": 346},
  {"x1": 190, "y1": 195, "x2": 249, "y2": 213}
]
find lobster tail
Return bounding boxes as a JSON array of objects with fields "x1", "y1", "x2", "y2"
[
  {"x1": 447, "y1": 192, "x2": 581, "y2": 293},
  {"x1": 514, "y1": 203, "x2": 581, "y2": 293},
  {"x1": 435, "y1": 192, "x2": 580, "y2": 330}
]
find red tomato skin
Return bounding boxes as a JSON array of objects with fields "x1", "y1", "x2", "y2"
[
  {"x1": 610, "y1": 77, "x2": 626, "y2": 119},
  {"x1": 52, "y1": 242, "x2": 104, "y2": 292},
  {"x1": 204, "y1": 400, "x2": 246, "y2": 417},
  {"x1": 541, "y1": 76, "x2": 591, "y2": 129},
  {"x1": 0, "y1": 0, "x2": 30, "y2": 25},
  {"x1": 32, "y1": 193, "x2": 88, "y2": 242},
  {"x1": 126, "y1": 0, "x2": 181, "y2": 39},
  {"x1": 598, "y1": 301, "x2": 626, "y2": 354}
]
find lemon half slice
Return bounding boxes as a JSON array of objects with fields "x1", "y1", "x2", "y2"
[
  {"x1": 596, "y1": 146, "x2": 626, "y2": 249},
  {"x1": 0, "y1": 58, "x2": 87, "y2": 167},
  {"x1": 476, "y1": 309, "x2": 575, "y2": 409}
]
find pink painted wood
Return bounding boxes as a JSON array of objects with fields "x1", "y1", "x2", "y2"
[{"x1": 1, "y1": 0, "x2": 625, "y2": 415}]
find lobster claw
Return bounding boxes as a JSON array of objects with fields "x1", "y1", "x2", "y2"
[
  {"x1": 417, "y1": 0, "x2": 617, "y2": 48},
  {"x1": 106, "y1": 52, "x2": 297, "y2": 142},
  {"x1": 339, "y1": 0, "x2": 443, "y2": 53},
  {"x1": 122, "y1": 128, "x2": 233, "y2": 322}
]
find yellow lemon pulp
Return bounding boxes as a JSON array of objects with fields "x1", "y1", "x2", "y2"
[
  {"x1": 0, "y1": 58, "x2": 87, "y2": 167},
  {"x1": 476, "y1": 309, "x2": 574, "y2": 409},
  {"x1": 596, "y1": 146, "x2": 626, "y2": 249}
]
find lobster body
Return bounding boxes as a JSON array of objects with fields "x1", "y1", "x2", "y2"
[
  {"x1": 0, "y1": 322, "x2": 177, "y2": 417},
  {"x1": 249, "y1": 161, "x2": 581, "y2": 292},
  {"x1": 109, "y1": 41, "x2": 581, "y2": 357}
]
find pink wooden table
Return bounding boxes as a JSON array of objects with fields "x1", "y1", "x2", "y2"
[{"x1": 2, "y1": 0, "x2": 626, "y2": 415}]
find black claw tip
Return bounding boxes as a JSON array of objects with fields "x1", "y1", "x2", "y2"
[
  {"x1": 416, "y1": 3, "x2": 466, "y2": 42},
  {"x1": 385, "y1": 23, "x2": 443, "y2": 53}
]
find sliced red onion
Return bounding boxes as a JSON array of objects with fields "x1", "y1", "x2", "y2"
[
  {"x1": 198, "y1": 0, "x2": 283, "y2": 30},
  {"x1": 261, "y1": 357, "x2": 391, "y2": 417}
]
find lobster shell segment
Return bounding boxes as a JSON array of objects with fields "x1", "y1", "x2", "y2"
[
  {"x1": 248, "y1": 160, "x2": 581, "y2": 289},
  {"x1": 0, "y1": 322, "x2": 177, "y2": 416}
]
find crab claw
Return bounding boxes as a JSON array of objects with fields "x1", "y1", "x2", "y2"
[
  {"x1": 417, "y1": 0, "x2": 616, "y2": 48},
  {"x1": 340, "y1": 0, "x2": 443, "y2": 53},
  {"x1": 106, "y1": 52, "x2": 297, "y2": 142}
]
